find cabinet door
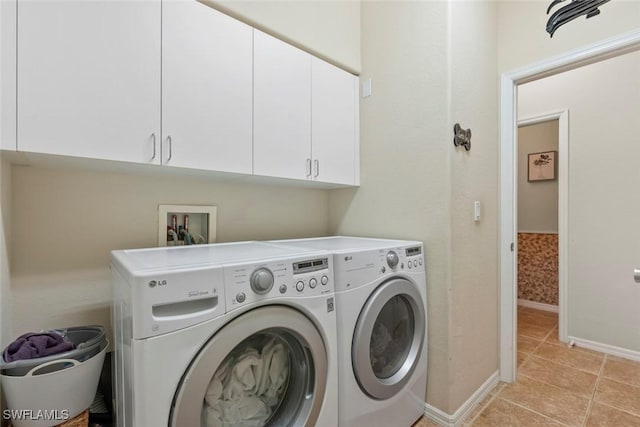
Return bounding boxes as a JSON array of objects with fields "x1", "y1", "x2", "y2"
[
  {"x1": 253, "y1": 30, "x2": 312, "y2": 180},
  {"x1": 311, "y1": 58, "x2": 358, "y2": 185},
  {"x1": 17, "y1": 0, "x2": 160, "y2": 163},
  {"x1": 162, "y1": 1, "x2": 252, "y2": 174}
]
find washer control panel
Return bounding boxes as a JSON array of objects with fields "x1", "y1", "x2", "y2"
[{"x1": 225, "y1": 255, "x2": 333, "y2": 311}]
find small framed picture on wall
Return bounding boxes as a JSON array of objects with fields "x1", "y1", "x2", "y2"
[{"x1": 528, "y1": 151, "x2": 557, "y2": 182}]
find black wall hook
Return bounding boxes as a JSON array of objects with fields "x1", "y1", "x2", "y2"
[{"x1": 453, "y1": 123, "x2": 471, "y2": 151}]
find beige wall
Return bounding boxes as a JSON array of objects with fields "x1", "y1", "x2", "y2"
[
  {"x1": 519, "y1": 51, "x2": 640, "y2": 352},
  {"x1": 5, "y1": 0, "x2": 358, "y2": 348},
  {"x1": 329, "y1": 1, "x2": 500, "y2": 414},
  {"x1": 0, "y1": 157, "x2": 11, "y2": 347},
  {"x1": 518, "y1": 120, "x2": 559, "y2": 233},
  {"x1": 205, "y1": 0, "x2": 361, "y2": 73},
  {"x1": 329, "y1": 0, "x2": 452, "y2": 411},
  {"x1": 498, "y1": 1, "x2": 640, "y2": 72},
  {"x1": 10, "y1": 165, "x2": 329, "y2": 342},
  {"x1": 448, "y1": 1, "x2": 499, "y2": 412}
]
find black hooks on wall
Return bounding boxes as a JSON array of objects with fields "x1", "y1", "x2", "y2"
[
  {"x1": 453, "y1": 123, "x2": 471, "y2": 151},
  {"x1": 546, "y1": 0, "x2": 610, "y2": 37}
]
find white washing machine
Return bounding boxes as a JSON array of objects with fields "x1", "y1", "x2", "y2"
[
  {"x1": 270, "y1": 237, "x2": 428, "y2": 427},
  {"x1": 111, "y1": 241, "x2": 338, "y2": 427}
]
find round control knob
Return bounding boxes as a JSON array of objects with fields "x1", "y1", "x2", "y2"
[
  {"x1": 321, "y1": 275, "x2": 329, "y2": 286},
  {"x1": 309, "y1": 278, "x2": 317, "y2": 289},
  {"x1": 250, "y1": 268, "x2": 274, "y2": 294},
  {"x1": 296, "y1": 281, "x2": 305, "y2": 292},
  {"x1": 236, "y1": 292, "x2": 246, "y2": 303},
  {"x1": 279, "y1": 284, "x2": 287, "y2": 294},
  {"x1": 386, "y1": 251, "x2": 399, "y2": 269}
]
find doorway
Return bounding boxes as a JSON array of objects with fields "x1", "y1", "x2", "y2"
[
  {"x1": 516, "y1": 117, "x2": 562, "y2": 371},
  {"x1": 499, "y1": 31, "x2": 640, "y2": 383}
]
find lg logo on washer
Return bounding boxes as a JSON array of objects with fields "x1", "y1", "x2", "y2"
[{"x1": 148, "y1": 280, "x2": 168, "y2": 288}]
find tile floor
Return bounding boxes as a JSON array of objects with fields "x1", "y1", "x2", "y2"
[{"x1": 413, "y1": 307, "x2": 640, "y2": 427}]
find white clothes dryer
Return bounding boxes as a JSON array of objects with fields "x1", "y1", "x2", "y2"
[
  {"x1": 111, "y1": 241, "x2": 338, "y2": 427},
  {"x1": 270, "y1": 237, "x2": 428, "y2": 427}
]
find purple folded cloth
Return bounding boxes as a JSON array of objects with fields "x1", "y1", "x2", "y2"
[{"x1": 2, "y1": 332, "x2": 76, "y2": 363}]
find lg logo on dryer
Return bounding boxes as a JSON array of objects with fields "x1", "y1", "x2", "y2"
[{"x1": 148, "y1": 280, "x2": 168, "y2": 288}]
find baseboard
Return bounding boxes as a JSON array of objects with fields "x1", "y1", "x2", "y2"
[
  {"x1": 518, "y1": 299, "x2": 558, "y2": 313},
  {"x1": 424, "y1": 370, "x2": 499, "y2": 427},
  {"x1": 568, "y1": 336, "x2": 640, "y2": 363}
]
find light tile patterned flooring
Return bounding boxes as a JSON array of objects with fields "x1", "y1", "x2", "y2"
[{"x1": 412, "y1": 307, "x2": 640, "y2": 427}]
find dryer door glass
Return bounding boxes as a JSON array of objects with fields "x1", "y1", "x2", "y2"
[
  {"x1": 370, "y1": 295, "x2": 415, "y2": 379},
  {"x1": 352, "y1": 277, "x2": 426, "y2": 400},
  {"x1": 170, "y1": 306, "x2": 328, "y2": 427}
]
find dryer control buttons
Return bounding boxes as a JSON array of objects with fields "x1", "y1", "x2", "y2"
[
  {"x1": 250, "y1": 268, "x2": 274, "y2": 294},
  {"x1": 321, "y1": 275, "x2": 329, "y2": 285},
  {"x1": 413, "y1": 260, "x2": 418, "y2": 268},
  {"x1": 279, "y1": 284, "x2": 287, "y2": 294},
  {"x1": 236, "y1": 292, "x2": 246, "y2": 303},
  {"x1": 386, "y1": 251, "x2": 399, "y2": 268},
  {"x1": 309, "y1": 278, "x2": 317, "y2": 289},
  {"x1": 419, "y1": 258, "x2": 423, "y2": 266},
  {"x1": 296, "y1": 281, "x2": 305, "y2": 292}
]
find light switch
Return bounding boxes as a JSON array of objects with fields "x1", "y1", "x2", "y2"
[
  {"x1": 474, "y1": 201, "x2": 481, "y2": 222},
  {"x1": 362, "y1": 78, "x2": 372, "y2": 98}
]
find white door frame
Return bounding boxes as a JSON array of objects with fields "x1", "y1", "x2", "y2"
[{"x1": 499, "y1": 29, "x2": 640, "y2": 383}]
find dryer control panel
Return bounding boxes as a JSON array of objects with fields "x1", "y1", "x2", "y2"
[
  {"x1": 224, "y1": 255, "x2": 333, "y2": 311},
  {"x1": 333, "y1": 244, "x2": 425, "y2": 292}
]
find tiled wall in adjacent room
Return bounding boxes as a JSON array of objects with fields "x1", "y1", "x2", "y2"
[{"x1": 517, "y1": 232, "x2": 558, "y2": 305}]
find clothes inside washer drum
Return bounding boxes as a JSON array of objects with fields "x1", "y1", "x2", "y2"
[{"x1": 203, "y1": 337, "x2": 290, "y2": 427}]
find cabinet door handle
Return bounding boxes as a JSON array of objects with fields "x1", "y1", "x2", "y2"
[
  {"x1": 306, "y1": 158, "x2": 312, "y2": 177},
  {"x1": 167, "y1": 136, "x2": 173, "y2": 162},
  {"x1": 151, "y1": 133, "x2": 157, "y2": 160},
  {"x1": 314, "y1": 159, "x2": 319, "y2": 178},
  {"x1": 635, "y1": 268, "x2": 640, "y2": 283}
]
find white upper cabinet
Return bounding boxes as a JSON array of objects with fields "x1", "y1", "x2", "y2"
[
  {"x1": 12, "y1": 1, "x2": 358, "y2": 186},
  {"x1": 162, "y1": 1, "x2": 253, "y2": 174},
  {"x1": 311, "y1": 58, "x2": 359, "y2": 186},
  {"x1": 17, "y1": 0, "x2": 161, "y2": 164},
  {"x1": 253, "y1": 30, "x2": 312, "y2": 180}
]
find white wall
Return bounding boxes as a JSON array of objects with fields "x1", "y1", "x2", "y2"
[
  {"x1": 519, "y1": 51, "x2": 640, "y2": 352},
  {"x1": 205, "y1": 0, "x2": 361, "y2": 74},
  {"x1": 498, "y1": 1, "x2": 640, "y2": 72},
  {"x1": 518, "y1": 120, "x2": 559, "y2": 233}
]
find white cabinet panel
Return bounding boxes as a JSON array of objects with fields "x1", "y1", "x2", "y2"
[
  {"x1": 253, "y1": 30, "x2": 312, "y2": 180},
  {"x1": 311, "y1": 58, "x2": 358, "y2": 185},
  {"x1": 17, "y1": 0, "x2": 160, "y2": 163},
  {"x1": 162, "y1": 1, "x2": 252, "y2": 174}
]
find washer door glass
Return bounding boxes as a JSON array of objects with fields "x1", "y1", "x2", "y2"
[
  {"x1": 352, "y1": 277, "x2": 426, "y2": 400},
  {"x1": 170, "y1": 306, "x2": 327, "y2": 427}
]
